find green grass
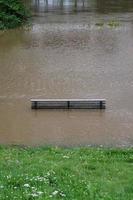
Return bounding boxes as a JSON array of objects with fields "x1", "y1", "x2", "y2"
[
  {"x1": 0, "y1": 146, "x2": 133, "y2": 200},
  {"x1": 95, "y1": 20, "x2": 120, "y2": 28}
]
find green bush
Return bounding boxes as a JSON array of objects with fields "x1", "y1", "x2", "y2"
[{"x1": 0, "y1": 0, "x2": 30, "y2": 29}]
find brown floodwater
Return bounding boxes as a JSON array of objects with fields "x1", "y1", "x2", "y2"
[{"x1": 0, "y1": 0, "x2": 133, "y2": 147}]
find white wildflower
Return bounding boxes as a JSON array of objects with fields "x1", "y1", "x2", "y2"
[
  {"x1": 32, "y1": 176, "x2": 46, "y2": 182},
  {"x1": 24, "y1": 184, "x2": 30, "y2": 187},
  {"x1": 37, "y1": 191, "x2": 43, "y2": 195},
  {"x1": 52, "y1": 190, "x2": 59, "y2": 196},
  {"x1": 60, "y1": 192, "x2": 66, "y2": 197},
  {"x1": 31, "y1": 193, "x2": 38, "y2": 197},
  {"x1": 63, "y1": 155, "x2": 69, "y2": 159},
  {"x1": 16, "y1": 160, "x2": 20, "y2": 164},
  {"x1": 0, "y1": 186, "x2": 4, "y2": 189},
  {"x1": 7, "y1": 175, "x2": 11, "y2": 179},
  {"x1": 47, "y1": 172, "x2": 50, "y2": 176},
  {"x1": 37, "y1": 177, "x2": 43, "y2": 181}
]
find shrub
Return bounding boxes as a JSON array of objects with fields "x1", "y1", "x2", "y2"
[{"x1": 0, "y1": 0, "x2": 30, "y2": 29}]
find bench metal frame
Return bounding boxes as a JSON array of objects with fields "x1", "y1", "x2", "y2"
[{"x1": 31, "y1": 99, "x2": 106, "y2": 109}]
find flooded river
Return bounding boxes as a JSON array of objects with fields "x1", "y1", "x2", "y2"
[{"x1": 0, "y1": 0, "x2": 133, "y2": 146}]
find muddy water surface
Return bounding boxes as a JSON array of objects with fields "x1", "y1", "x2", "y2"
[{"x1": 0, "y1": 0, "x2": 133, "y2": 146}]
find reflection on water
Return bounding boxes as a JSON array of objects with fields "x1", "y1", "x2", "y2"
[
  {"x1": 0, "y1": 0, "x2": 133, "y2": 146},
  {"x1": 23, "y1": 0, "x2": 133, "y2": 13}
]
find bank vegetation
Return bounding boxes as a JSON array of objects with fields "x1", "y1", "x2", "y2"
[{"x1": 0, "y1": 0, "x2": 29, "y2": 30}]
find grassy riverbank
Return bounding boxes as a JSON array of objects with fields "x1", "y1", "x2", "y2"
[{"x1": 0, "y1": 147, "x2": 133, "y2": 200}]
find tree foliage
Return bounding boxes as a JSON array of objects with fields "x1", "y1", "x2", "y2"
[{"x1": 0, "y1": 0, "x2": 29, "y2": 29}]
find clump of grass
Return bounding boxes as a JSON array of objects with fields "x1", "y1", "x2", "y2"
[
  {"x1": 95, "y1": 22, "x2": 104, "y2": 27},
  {"x1": 95, "y1": 20, "x2": 120, "y2": 28},
  {"x1": 0, "y1": 146, "x2": 133, "y2": 199},
  {"x1": 108, "y1": 20, "x2": 120, "y2": 27}
]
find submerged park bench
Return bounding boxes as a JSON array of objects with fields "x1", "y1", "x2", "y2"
[{"x1": 31, "y1": 99, "x2": 106, "y2": 109}]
